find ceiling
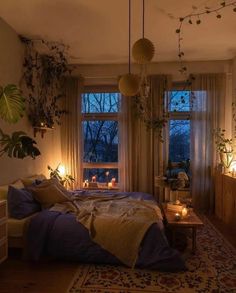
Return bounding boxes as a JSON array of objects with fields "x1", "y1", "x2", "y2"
[{"x1": 0, "y1": 0, "x2": 236, "y2": 64}]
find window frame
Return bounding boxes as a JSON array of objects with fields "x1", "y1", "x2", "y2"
[
  {"x1": 167, "y1": 83, "x2": 191, "y2": 164},
  {"x1": 81, "y1": 86, "x2": 120, "y2": 182}
]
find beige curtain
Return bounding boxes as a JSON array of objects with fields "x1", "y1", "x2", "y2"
[
  {"x1": 191, "y1": 73, "x2": 226, "y2": 212},
  {"x1": 119, "y1": 75, "x2": 170, "y2": 202},
  {"x1": 61, "y1": 77, "x2": 83, "y2": 189}
]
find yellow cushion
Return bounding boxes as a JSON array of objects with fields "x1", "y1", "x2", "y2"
[
  {"x1": 0, "y1": 180, "x2": 24, "y2": 200},
  {"x1": 29, "y1": 181, "x2": 69, "y2": 208}
]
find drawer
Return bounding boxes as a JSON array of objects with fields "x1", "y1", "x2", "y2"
[
  {"x1": 0, "y1": 221, "x2": 7, "y2": 239},
  {"x1": 0, "y1": 240, "x2": 7, "y2": 263},
  {"x1": 0, "y1": 202, "x2": 7, "y2": 219}
]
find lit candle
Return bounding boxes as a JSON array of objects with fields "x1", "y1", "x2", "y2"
[
  {"x1": 108, "y1": 182, "x2": 113, "y2": 189},
  {"x1": 84, "y1": 179, "x2": 88, "y2": 187},
  {"x1": 232, "y1": 168, "x2": 235, "y2": 177},
  {"x1": 175, "y1": 213, "x2": 181, "y2": 221},
  {"x1": 111, "y1": 177, "x2": 116, "y2": 187},
  {"x1": 92, "y1": 176, "x2": 96, "y2": 183},
  {"x1": 182, "y1": 207, "x2": 188, "y2": 218}
]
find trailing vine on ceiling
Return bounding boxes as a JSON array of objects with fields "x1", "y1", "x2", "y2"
[
  {"x1": 20, "y1": 36, "x2": 72, "y2": 128},
  {"x1": 175, "y1": 0, "x2": 236, "y2": 77}
]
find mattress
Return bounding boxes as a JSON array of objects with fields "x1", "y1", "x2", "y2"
[{"x1": 8, "y1": 213, "x2": 38, "y2": 238}]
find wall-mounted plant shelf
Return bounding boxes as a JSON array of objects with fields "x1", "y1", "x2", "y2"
[{"x1": 33, "y1": 127, "x2": 54, "y2": 138}]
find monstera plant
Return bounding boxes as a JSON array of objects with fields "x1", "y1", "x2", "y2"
[{"x1": 0, "y1": 84, "x2": 40, "y2": 159}]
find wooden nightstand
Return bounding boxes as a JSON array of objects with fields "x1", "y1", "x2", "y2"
[
  {"x1": 162, "y1": 205, "x2": 203, "y2": 253},
  {"x1": 0, "y1": 200, "x2": 7, "y2": 263}
]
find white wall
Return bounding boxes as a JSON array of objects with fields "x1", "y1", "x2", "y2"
[
  {"x1": 0, "y1": 18, "x2": 62, "y2": 185},
  {"x1": 72, "y1": 60, "x2": 232, "y2": 85}
]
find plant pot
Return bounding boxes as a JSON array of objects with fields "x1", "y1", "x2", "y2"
[{"x1": 220, "y1": 151, "x2": 233, "y2": 173}]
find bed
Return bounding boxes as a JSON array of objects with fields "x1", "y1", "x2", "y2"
[{"x1": 2, "y1": 178, "x2": 186, "y2": 272}]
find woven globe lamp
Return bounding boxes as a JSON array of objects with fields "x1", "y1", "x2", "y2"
[
  {"x1": 118, "y1": 73, "x2": 140, "y2": 97},
  {"x1": 132, "y1": 37, "x2": 155, "y2": 64}
]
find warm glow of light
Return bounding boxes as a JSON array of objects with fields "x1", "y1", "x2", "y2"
[
  {"x1": 229, "y1": 160, "x2": 236, "y2": 172},
  {"x1": 58, "y1": 164, "x2": 66, "y2": 177}
]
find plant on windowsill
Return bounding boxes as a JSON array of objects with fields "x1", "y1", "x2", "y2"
[
  {"x1": 0, "y1": 84, "x2": 40, "y2": 159},
  {"x1": 20, "y1": 36, "x2": 71, "y2": 134},
  {"x1": 214, "y1": 128, "x2": 234, "y2": 172}
]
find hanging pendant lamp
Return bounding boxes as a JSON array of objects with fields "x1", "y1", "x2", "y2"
[
  {"x1": 118, "y1": 0, "x2": 140, "y2": 97},
  {"x1": 132, "y1": 0, "x2": 155, "y2": 64}
]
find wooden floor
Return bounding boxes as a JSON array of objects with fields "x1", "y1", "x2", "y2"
[
  {"x1": 0, "y1": 255, "x2": 78, "y2": 293},
  {"x1": 0, "y1": 216, "x2": 235, "y2": 293}
]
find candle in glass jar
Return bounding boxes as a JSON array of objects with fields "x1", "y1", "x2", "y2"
[
  {"x1": 175, "y1": 213, "x2": 181, "y2": 221},
  {"x1": 92, "y1": 176, "x2": 96, "y2": 182},
  {"x1": 182, "y1": 207, "x2": 188, "y2": 218},
  {"x1": 108, "y1": 182, "x2": 113, "y2": 189}
]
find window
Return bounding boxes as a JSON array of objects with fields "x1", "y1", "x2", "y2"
[
  {"x1": 81, "y1": 89, "x2": 120, "y2": 185},
  {"x1": 167, "y1": 87, "x2": 191, "y2": 163}
]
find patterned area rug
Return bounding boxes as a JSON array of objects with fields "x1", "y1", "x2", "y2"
[{"x1": 67, "y1": 216, "x2": 236, "y2": 293}]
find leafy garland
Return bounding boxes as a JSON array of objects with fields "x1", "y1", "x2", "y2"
[
  {"x1": 175, "y1": 1, "x2": 236, "y2": 76},
  {"x1": 20, "y1": 36, "x2": 71, "y2": 128}
]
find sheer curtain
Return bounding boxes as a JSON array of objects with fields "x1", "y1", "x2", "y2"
[
  {"x1": 119, "y1": 75, "x2": 170, "y2": 202},
  {"x1": 191, "y1": 73, "x2": 226, "y2": 212},
  {"x1": 61, "y1": 77, "x2": 84, "y2": 189}
]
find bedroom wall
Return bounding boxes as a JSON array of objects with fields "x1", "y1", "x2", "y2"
[{"x1": 0, "y1": 17, "x2": 62, "y2": 185}]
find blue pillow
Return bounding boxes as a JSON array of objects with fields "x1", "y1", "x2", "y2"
[{"x1": 7, "y1": 186, "x2": 41, "y2": 219}]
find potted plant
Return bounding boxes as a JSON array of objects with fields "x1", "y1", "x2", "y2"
[
  {"x1": 214, "y1": 128, "x2": 234, "y2": 172},
  {"x1": 0, "y1": 84, "x2": 40, "y2": 159}
]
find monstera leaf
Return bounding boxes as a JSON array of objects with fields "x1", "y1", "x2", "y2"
[
  {"x1": 0, "y1": 84, "x2": 25, "y2": 123},
  {"x1": 0, "y1": 129, "x2": 40, "y2": 159}
]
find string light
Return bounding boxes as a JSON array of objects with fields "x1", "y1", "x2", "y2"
[{"x1": 176, "y1": 1, "x2": 236, "y2": 77}]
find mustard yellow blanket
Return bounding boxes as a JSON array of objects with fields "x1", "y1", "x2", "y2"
[{"x1": 69, "y1": 194, "x2": 163, "y2": 268}]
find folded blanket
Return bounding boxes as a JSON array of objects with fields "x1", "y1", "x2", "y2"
[{"x1": 53, "y1": 194, "x2": 162, "y2": 268}]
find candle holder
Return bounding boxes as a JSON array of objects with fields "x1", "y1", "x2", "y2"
[
  {"x1": 181, "y1": 207, "x2": 188, "y2": 218},
  {"x1": 175, "y1": 213, "x2": 181, "y2": 221}
]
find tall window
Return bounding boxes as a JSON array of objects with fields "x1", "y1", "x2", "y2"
[
  {"x1": 81, "y1": 88, "x2": 120, "y2": 184},
  {"x1": 167, "y1": 86, "x2": 191, "y2": 163}
]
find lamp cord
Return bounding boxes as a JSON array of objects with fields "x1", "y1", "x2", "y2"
[
  {"x1": 129, "y1": 0, "x2": 131, "y2": 74},
  {"x1": 142, "y1": 0, "x2": 145, "y2": 38}
]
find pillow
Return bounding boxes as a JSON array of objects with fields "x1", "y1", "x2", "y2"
[
  {"x1": 0, "y1": 180, "x2": 24, "y2": 200},
  {"x1": 34, "y1": 178, "x2": 70, "y2": 195},
  {"x1": 21, "y1": 174, "x2": 47, "y2": 187},
  {"x1": 28, "y1": 183, "x2": 70, "y2": 208},
  {"x1": 7, "y1": 186, "x2": 41, "y2": 219}
]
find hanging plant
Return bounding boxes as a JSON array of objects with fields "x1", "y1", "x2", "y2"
[
  {"x1": 20, "y1": 36, "x2": 71, "y2": 128},
  {"x1": 175, "y1": 1, "x2": 236, "y2": 77}
]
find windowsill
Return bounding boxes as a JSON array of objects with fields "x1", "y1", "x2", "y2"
[
  {"x1": 82, "y1": 186, "x2": 119, "y2": 191},
  {"x1": 83, "y1": 182, "x2": 119, "y2": 191}
]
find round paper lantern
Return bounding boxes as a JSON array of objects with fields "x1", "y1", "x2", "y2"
[
  {"x1": 118, "y1": 73, "x2": 140, "y2": 97},
  {"x1": 132, "y1": 38, "x2": 155, "y2": 64}
]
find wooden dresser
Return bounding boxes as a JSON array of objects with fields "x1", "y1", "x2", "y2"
[
  {"x1": 215, "y1": 172, "x2": 236, "y2": 226},
  {"x1": 0, "y1": 200, "x2": 7, "y2": 263}
]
